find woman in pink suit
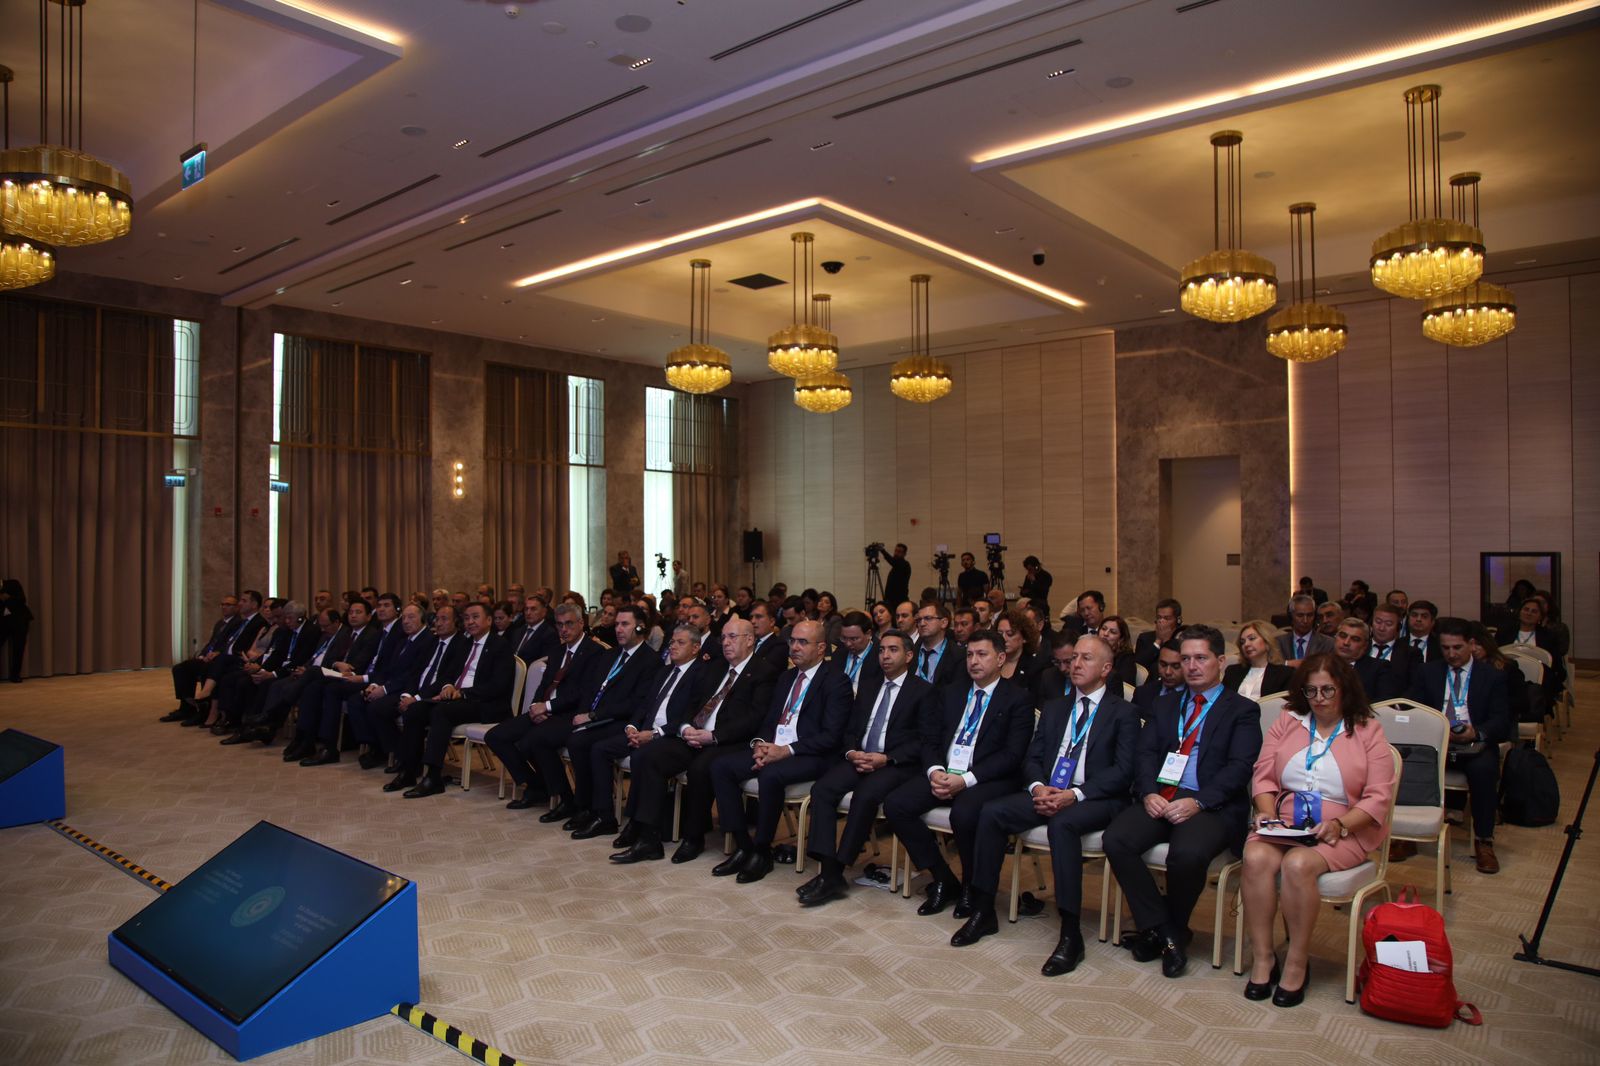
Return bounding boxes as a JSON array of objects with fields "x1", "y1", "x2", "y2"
[{"x1": 1240, "y1": 652, "x2": 1394, "y2": 1007}]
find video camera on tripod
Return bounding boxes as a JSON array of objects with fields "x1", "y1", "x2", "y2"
[
  {"x1": 984, "y1": 532, "x2": 1007, "y2": 589},
  {"x1": 862, "y1": 542, "x2": 887, "y2": 606},
  {"x1": 864, "y1": 541, "x2": 886, "y2": 562},
  {"x1": 655, "y1": 552, "x2": 667, "y2": 579}
]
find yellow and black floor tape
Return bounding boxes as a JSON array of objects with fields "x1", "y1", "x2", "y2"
[
  {"x1": 48, "y1": 820, "x2": 174, "y2": 892},
  {"x1": 391, "y1": 1003, "x2": 522, "y2": 1066}
]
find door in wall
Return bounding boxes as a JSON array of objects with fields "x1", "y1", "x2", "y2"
[{"x1": 1167, "y1": 456, "x2": 1242, "y2": 626}]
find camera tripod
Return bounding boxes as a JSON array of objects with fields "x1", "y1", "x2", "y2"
[
  {"x1": 865, "y1": 557, "x2": 883, "y2": 608},
  {"x1": 1514, "y1": 745, "x2": 1599, "y2": 978}
]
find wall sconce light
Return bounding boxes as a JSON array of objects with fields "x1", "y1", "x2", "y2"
[{"x1": 452, "y1": 461, "x2": 466, "y2": 499}]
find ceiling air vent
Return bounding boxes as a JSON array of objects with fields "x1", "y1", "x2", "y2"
[
  {"x1": 443, "y1": 209, "x2": 562, "y2": 252},
  {"x1": 217, "y1": 237, "x2": 299, "y2": 276},
  {"x1": 709, "y1": 0, "x2": 869, "y2": 61},
  {"x1": 834, "y1": 39, "x2": 1082, "y2": 120},
  {"x1": 479, "y1": 86, "x2": 649, "y2": 158},
  {"x1": 727, "y1": 273, "x2": 786, "y2": 290},
  {"x1": 603, "y1": 138, "x2": 772, "y2": 196},
  {"x1": 326, "y1": 176, "x2": 441, "y2": 226},
  {"x1": 327, "y1": 261, "x2": 415, "y2": 294}
]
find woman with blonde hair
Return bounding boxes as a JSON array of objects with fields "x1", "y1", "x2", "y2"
[{"x1": 1225, "y1": 620, "x2": 1294, "y2": 701}]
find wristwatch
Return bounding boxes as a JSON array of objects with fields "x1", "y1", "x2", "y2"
[{"x1": 1334, "y1": 817, "x2": 1348, "y2": 839}]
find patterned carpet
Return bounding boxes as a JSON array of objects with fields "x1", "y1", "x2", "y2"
[{"x1": 1, "y1": 670, "x2": 1597, "y2": 1065}]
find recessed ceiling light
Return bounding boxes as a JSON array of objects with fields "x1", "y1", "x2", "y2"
[
  {"x1": 275, "y1": 287, "x2": 286, "y2": 295},
  {"x1": 810, "y1": 140, "x2": 834, "y2": 151},
  {"x1": 1046, "y1": 68, "x2": 1073, "y2": 79},
  {"x1": 400, "y1": 125, "x2": 426, "y2": 137},
  {"x1": 629, "y1": 56, "x2": 654, "y2": 70},
  {"x1": 994, "y1": 227, "x2": 1015, "y2": 234},
  {"x1": 458, "y1": 215, "x2": 471, "y2": 224},
  {"x1": 331, "y1": 301, "x2": 342, "y2": 307},
  {"x1": 1105, "y1": 75, "x2": 1134, "y2": 89},
  {"x1": 452, "y1": 138, "x2": 470, "y2": 149},
  {"x1": 1313, "y1": 288, "x2": 1331, "y2": 296},
  {"x1": 500, "y1": 242, "x2": 515, "y2": 249},
  {"x1": 1159, "y1": 307, "x2": 1176, "y2": 313},
  {"x1": 590, "y1": 316, "x2": 606, "y2": 322},
  {"x1": 171, "y1": 274, "x2": 184, "y2": 281},
  {"x1": 326, "y1": 199, "x2": 341, "y2": 207},
  {"x1": 399, "y1": 278, "x2": 413, "y2": 285},
  {"x1": 232, "y1": 245, "x2": 245, "y2": 253},
  {"x1": 541, "y1": 20, "x2": 565, "y2": 34},
  {"x1": 430, "y1": 318, "x2": 442, "y2": 324},
  {"x1": 1515, "y1": 257, "x2": 1538, "y2": 265},
  {"x1": 633, "y1": 197, "x2": 653, "y2": 206}
]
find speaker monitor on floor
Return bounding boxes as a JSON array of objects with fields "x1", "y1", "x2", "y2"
[
  {"x1": 0, "y1": 728, "x2": 65, "y2": 828},
  {"x1": 108, "y1": 821, "x2": 419, "y2": 1061}
]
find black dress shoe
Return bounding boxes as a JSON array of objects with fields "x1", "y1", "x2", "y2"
[
  {"x1": 1272, "y1": 965, "x2": 1309, "y2": 1008},
  {"x1": 1128, "y1": 928, "x2": 1164, "y2": 963},
  {"x1": 383, "y1": 771, "x2": 418, "y2": 793},
  {"x1": 796, "y1": 873, "x2": 827, "y2": 897},
  {"x1": 281, "y1": 738, "x2": 311, "y2": 762},
  {"x1": 209, "y1": 723, "x2": 231, "y2": 736},
  {"x1": 950, "y1": 909, "x2": 999, "y2": 947},
  {"x1": 798, "y1": 873, "x2": 849, "y2": 908},
  {"x1": 562, "y1": 809, "x2": 594, "y2": 832},
  {"x1": 539, "y1": 800, "x2": 577, "y2": 824},
  {"x1": 180, "y1": 714, "x2": 208, "y2": 728},
  {"x1": 712, "y1": 848, "x2": 754, "y2": 877},
  {"x1": 358, "y1": 750, "x2": 386, "y2": 770},
  {"x1": 219, "y1": 731, "x2": 254, "y2": 746},
  {"x1": 952, "y1": 887, "x2": 977, "y2": 920},
  {"x1": 1244, "y1": 958, "x2": 1281, "y2": 1001},
  {"x1": 736, "y1": 849, "x2": 775, "y2": 883},
  {"x1": 506, "y1": 792, "x2": 548, "y2": 810},
  {"x1": 917, "y1": 878, "x2": 963, "y2": 917},
  {"x1": 573, "y1": 817, "x2": 620, "y2": 840},
  {"x1": 611, "y1": 822, "x2": 640, "y2": 849},
  {"x1": 610, "y1": 839, "x2": 665, "y2": 864},
  {"x1": 1041, "y1": 932, "x2": 1086, "y2": 977},
  {"x1": 160, "y1": 706, "x2": 188, "y2": 722},
  {"x1": 671, "y1": 839, "x2": 705, "y2": 864},
  {"x1": 1160, "y1": 935, "x2": 1189, "y2": 978},
  {"x1": 299, "y1": 746, "x2": 339, "y2": 767},
  {"x1": 403, "y1": 775, "x2": 446, "y2": 799}
]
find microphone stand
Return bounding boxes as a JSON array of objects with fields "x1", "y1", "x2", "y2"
[{"x1": 1514, "y1": 745, "x2": 1599, "y2": 977}]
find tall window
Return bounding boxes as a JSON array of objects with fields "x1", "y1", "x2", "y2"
[
  {"x1": 568, "y1": 375, "x2": 606, "y2": 599},
  {"x1": 644, "y1": 387, "x2": 738, "y2": 590},
  {"x1": 172, "y1": 320, "x2": 201, "y2": 655},
  {"x1": 271, "y1": 334, "x2": 432, "y2": 599}
]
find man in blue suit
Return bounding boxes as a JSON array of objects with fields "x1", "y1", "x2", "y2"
[{"x1": 709, "y1": 619, "x2": 851, "y2": 884}]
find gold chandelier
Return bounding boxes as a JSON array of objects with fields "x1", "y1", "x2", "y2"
[
  {"x1": 890, "y1": 274, "x2": 953, "y2": 402},
  {"x1": 1421, "y1": 173, "x2": 1515, "y2": 347},
  {"x1": 1179, "y1": 131, "x2": 1277, "y2": 322},
  {"x1": 767, "y1": 232, "x2": 838, "y2": 378},
  {"x1": 0, "y1": 1, "x2": 132, "y2": 248},
  {"x1": 664, "y1": 259, "x2": 732, "y2": 393},
  {"x1": 0, "y1": 66, "x2": 55, "y2": 290},
  {"x1": 793, "y1": 369, "x2": 852, "y2": 413},
  {"x1": 1266, "y1": 203, "x2": 1347, "y2": 363},
  {"x1": 1370, "y1": 86, "x2": 1482, "y2": 299}
]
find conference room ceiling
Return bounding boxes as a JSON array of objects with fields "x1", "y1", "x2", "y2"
[{"x1": 7, "y1": 0, "x2": 1597, "y2": 380}]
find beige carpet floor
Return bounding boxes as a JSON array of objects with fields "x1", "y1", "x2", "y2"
[{"x1": 1, "y1": 670, "x2": 1597, "y2": 1065}]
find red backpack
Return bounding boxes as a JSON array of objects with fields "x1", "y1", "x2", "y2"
[{"x1": 1357, "y1": 887, "x2": 1482, "y2": 1027}]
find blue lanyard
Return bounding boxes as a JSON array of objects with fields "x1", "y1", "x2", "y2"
[
  {"x1": 1176, "y1": 694, "x2": 1210, "y2": 747},
  {"x1": 1067, "y1": 696, "x2": 1097, "y2": 752},
  {"x1": 956, "y1": 688, "x2": 987, "y2": 744},
  {"x1": 1304, "y1": 717, "x2": 1342, "y2": 771},
  {"x1": 921, "y1": 643, "x2": 940, "y2": 679}
]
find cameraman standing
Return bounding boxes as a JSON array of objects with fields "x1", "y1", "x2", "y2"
[
  {"x1": 956, "y1": 552, "x2": 989, "y2": 606},
  {"x1": 1019, "y1": 555, "x2": 1053, "y2": 620},
  {"x1": 883, "y1": 543, "x2": 912, "y2": 607}
]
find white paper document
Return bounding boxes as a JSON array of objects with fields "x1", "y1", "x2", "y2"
[{"x1": 1375, "y1": 940, "x2": 1430, "y2": 972}]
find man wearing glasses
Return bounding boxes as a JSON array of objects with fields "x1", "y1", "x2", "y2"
[
  {"x1": 911, "y1": 603, "x2": 964, "y2": 689},
  {"x1": 708, "y1": 619, "x2": 851, "y2": 884}
]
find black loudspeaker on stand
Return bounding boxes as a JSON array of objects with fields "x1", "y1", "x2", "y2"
[
  {"x1": 1514, "y1": 745, "x2": 1600, "y2": 978},
  {"x1": 743, "y1": 529, "x2": 763, "y2": 591}
]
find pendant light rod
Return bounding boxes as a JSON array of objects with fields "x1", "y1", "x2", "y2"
[
  {"x1": 1450, "y1": 171, "x2": 1482, "y2": 228},
  {"x1": 1288, "y1": 203, "x2": 1319, "y2": 304},
  {"x1": 1210, "y1": 131, "x2": 1245, "y2": 250},
  {"x1": 1404, "y1": 85, "x2": 1444, "y2": 221}
]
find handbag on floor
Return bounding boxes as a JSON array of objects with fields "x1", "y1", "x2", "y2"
[{"x1": 1356, "y1": 886, "x2": 1482, "y2": 1028}]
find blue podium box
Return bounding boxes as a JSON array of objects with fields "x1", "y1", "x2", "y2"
[
  {"x1": 0, "y1": 729, "x2": 65, "y2": 828},
  {"x1": 108, "y1": 822, "x2": 420, "y2": 1061}
]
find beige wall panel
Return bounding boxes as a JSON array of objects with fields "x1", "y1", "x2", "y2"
[
  {"x1": 1001, "y1": 346, "x2": 1045, "y2": 571},
  {"x1": 894, "y1": 385, "x2": 934, "y2": 568},
  {"x1": 1506, "y1": 279, "x2": 1574, "y2": 562},
  {"x1": 1290, "y1": 355, "x2": 1342, "y2": 595},
  {"x1": 964, "y1": 350, "x2": 1005, "y2": 549},
  {"x1": 746, "y1": 382, "x2": 779, "y2": 580},
  {"x1": 1336, "y1": 299, "x2": 1397, "y2": 593},
  {"x1": 1040, "y1": 340, "x2": 1086, "y2": 595},
  {"x1": 1446, "y1": 344, "x2": 1511, "y2": 618},
  {"x1": 1080, "y1": 335, "x2": 1117, "y2": 598},
  {"x1": 830, "y1": 370, "x2": 867, "y2": 606},
  {"x1": 860, "y1": 364, "x2": 899, "y2": 554},
  {"x1": 1389, "y1": 300, "x2": 1452, "y2": 604},
  {"x1": 801, "y1": 401, "x2": 838, "y2": 601},
  {"x1": 772, "y1": 385, "x2": 808, "y2": 596},
  {"x1": 927, "y1": 354, "x2": 969, "y2": 558},
  {"x1": 1569, "y1": 274, "x2": 1600, "y2": 658}
]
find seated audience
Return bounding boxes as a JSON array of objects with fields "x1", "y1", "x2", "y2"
[
  {"x1": 1317, "y1": 600, "x2": 1346, "y2": 637},
  {"x1": 1367, "y1": 603, "x2": 1416, "y2": 693},
  {"x1": 1224, "y1": 621, "x2": 1293, "y2": 700},
  {"x1": 254, "y1": 608, "x2": 351, "y2": 743},
  {"x1": 749, "y1": 601, "x2": 788, "y2": 672},
  {"x1": 296, "y1": 593, "x2": 406, "y2": 766},
  {"x1": 511, "y1": 593, "x2": 559, "y2": 666},
  {"x1": 955, "y1": 635, "x2": 1138, "y2": 975},
  {"x1": 1135, "y1": 598, "x2": 1182, "y2": 670},
  {"x1": 1407, "y1": 600, "x2": 1440, "y2": 663},
  {"x1": 835, "y1": 611, "x2": 880, "y2": 696},
  {"x1": 1018, "y1": 555, "x2": 1053, "y2": 620},
  {"x1": 1496, "y1": 596, "x2": 1566, "y2": 701},
  {"x1": 1102, "y1": 625, "x2": 1262, "y2": 978},
  {"x1": 870, "y1": 602, "x2": 894, "y2": 639},
  {"x1": 216, "y1": 601, "x2": 314, "y2": 738},
  {"x1": 1277, "y1": 595, "x2": 1331, "y2": 663},
  {"x1": 996, "y1": 608, "x2": 1044, "y2": 692},
  {"x1": 911, "y1": 603, "x2": 965, "y2": 688},
  {"x1": 815, "y1": 591, "x2": 844, "y2": 647},
  {"x1": 1075, "y1": 590, "x2": 1106, "y2": 637},
  {"x1": 894, "y1": 600, "x2": 916, "y2": 633},
  {"x1": 1469, "y1": 622, "x2": 1533, "y2": 726},
  {"x1": 951, "y1": 606, "x2": 978, "y2": 646},
  {"x1": 343, "y1": 602, "x2": 437, "y2": 770},
  {"x1": 489, "y1": 605, "x2": 604, "y2": 808},
  {"x1": 283, "y1": 597, "x2": 382, "y2": 764},
  {"x1": 1240, "y1": 653, "x2": 1394, "y2": 1007},
  {"x1": 1133, "y1": 639, "x2": 1185, "y2": 713},
  {"x1": 1331, "y1": 618, "x2": 1399, "y2": 702},
  {"x1": 1296, "y1": 576, "x2": 1328, "y2": 606},
  {"x1": 1097, "y1": 614, "x2": 1139, "y2": 690}
]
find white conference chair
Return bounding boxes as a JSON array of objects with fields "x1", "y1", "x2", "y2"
[
  {"x1": 454, "y1": 657, "x2": 541, "y2": 795},
  {"x1": 1372, "y1": 698, "x2": 1451, "y2": 906}
]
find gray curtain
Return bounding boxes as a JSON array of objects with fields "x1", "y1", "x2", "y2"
[{"x1": 483, "y1": 363, "x2": 568, "y2": 593}]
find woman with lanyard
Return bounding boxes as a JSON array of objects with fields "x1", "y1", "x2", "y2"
[{"x1": 1238, "y1": 653, "x2": 1394, "y2": 1007}]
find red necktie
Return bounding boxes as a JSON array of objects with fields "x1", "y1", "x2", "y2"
[
  {"x1": 455, "y1": 641, "x2": 482, "y2": 688},
  {"x1": 778, "y1": 673, "x2": 807, "y2": 726},
  {"x1": 1160, "y1": 693, "x2": 1206, "y2": 801}
]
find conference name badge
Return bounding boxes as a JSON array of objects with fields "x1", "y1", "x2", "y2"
[
  {"x1": 1049, "y1": 757, "x2": 1078, "y2": 790},
  {"x1": 1156, "y1": 751, "x2": 1190, "y2": 787},
  {"x1": 946, "y1": 742, "x2": 975, "y2": 774},
  {"x1": 775, "y1": 720, "x2": 799, "y2": 747}
]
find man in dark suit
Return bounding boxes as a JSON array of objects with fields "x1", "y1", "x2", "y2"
[
  {"x1": 1032, "y1": 631, "x2": 1077, "y2": 705},
  {"x1": 1332, "y1": 618, "x2": 1399, "y2": 703},
  {"x1": 1367, "y1": 603, "x2": 1415, "y2": 694},
  {"x1": 834, "y1": 611, "x2": 881, "y2": 698},
  {"x1": 609, "y1": 550, "x2": 641, "y2": 596},
  {"x1": 749, "y1": 602, "x2": 789, "y2": 673},
  {"x1": 1277, "y1": 594, "x2": 1332, "y2": 662},
  {"x1": 1408, "y1": 617, "x2": 1512, "y2": 874},
  {"x1": 882, "y1": 543, "x2": 912, "y2": 609},
  {"x1": 709, "y1": 619, "x2": 851, "y2": 884},
  {"x1": 911, "y1": 603, "x2": 964, "y2": 689},
  {"x1": 624, "y1": 617, "x2": 779, "y2": 863},
  {"x1": 883, "y1": 629, "x2": 1033, "y2": 917},
  {"x1": 394, "y1": 602, "x2": 516, "y2": 798},
  {"x1": 343, "y1": 602, "x2": 437, "y2": 769},
  {"x1": 1406, "y1": 601, "x2": 1441, "y2": 664},
  {"x1": 217, "y1": 601, "x2": 314, "y2": 738},
  {"x1": 538, "y1": 605, "x2": 663, "y2": 837},
  {"x1": 511, "y1": 593, "x2": 559, "y2": 668},
  {"x1": 487, "y1": 605, "x2": 606, "y2": 807},
  {"x1": 954, "y1": 635, "x2": 1139, "y2": 974},
  {"x1": 1134, "y1": 599, "x2": 1183, "y2": 670},
  {"x1": 1102, "y1": 624, "x2": 1262, "y2": 978},
  {"x1": 298, "y1": 593, "x2": 407, "y2": 765},
  {"x1": 797, "y1": 629, "x2": 935, "y2": 906},
  {"x1": 255, "y1": 608, "x2": 351, "y2": 743},
  {"x1": 604, "y1": 625, "x2": 720, "y2": 862},
  {"x1": 165, "y1": 594, "x2": 240, "y2": 720},
  {"x1": 381, "y1": 606, "x2": 468, "y2": 790},
  {"x1": 284, "y1": 597, "x2": 385, "y2": 764},
  {"x1": 1133, "y1": 640, "x2": 1185, "y2": 714},
  {"x1": 1297, "y1": 576, "x2": 1328, "y2": 606},
  {"x1": 174, "y1": 593, "x2": 270, "y2": 725}
]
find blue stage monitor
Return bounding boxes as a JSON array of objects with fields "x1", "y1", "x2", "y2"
[
  {"x1": 0, "y1": 728, "x2": 57, "y2": 780},
  {"x1": 111, "y1": 821, "x2": 407, "y2": 1023}
]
